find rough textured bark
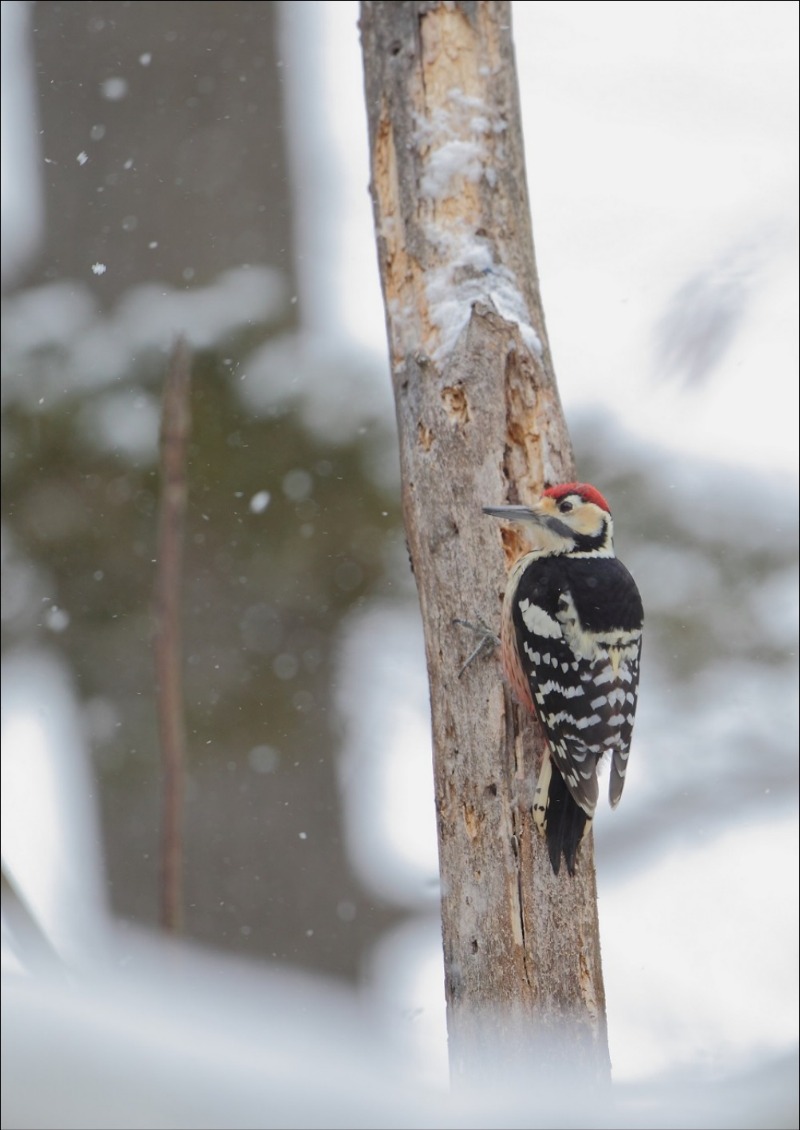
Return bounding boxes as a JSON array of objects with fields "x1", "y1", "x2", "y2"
[{"x1": 360, "y1": 1, "x2": 611, "y2": 1083}]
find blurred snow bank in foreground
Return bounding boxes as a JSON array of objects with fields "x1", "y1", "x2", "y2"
[{"x1": 3, "y1": 926, "x2": 797, "y2": 1130}]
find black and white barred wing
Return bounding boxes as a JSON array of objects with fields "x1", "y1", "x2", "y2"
[
  {"x1": 514, "y1": 576, "x2": 643, "y2": 817},
  {"x1": 559, "y1": 557, "x2": 643, "y2": 807},
  {"x1": 600, "y1": 637, "x2": 642, "y2": 808},
  {"x1": 514, "y1": 591, "x2": 601, "y2": 817}
]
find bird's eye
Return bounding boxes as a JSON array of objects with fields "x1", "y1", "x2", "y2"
[{"x1": 558, "y1": 500, "x2": 574, "y2": 514}]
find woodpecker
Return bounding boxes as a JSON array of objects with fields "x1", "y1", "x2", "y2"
[{"x1": 483, "y1": 482, "x2": 643, "y2": 876}]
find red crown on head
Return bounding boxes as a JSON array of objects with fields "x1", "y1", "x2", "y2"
[{"x1": 543, "y1": 482, "x2": 611, "y2": 514}]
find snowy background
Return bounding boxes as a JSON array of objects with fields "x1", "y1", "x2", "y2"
[{"x1": 2, "y1": 1, "x2": 798, "y2": 1126}]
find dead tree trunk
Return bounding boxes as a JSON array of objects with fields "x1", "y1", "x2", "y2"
[{"x1": 360, "y1": 1, "x2": 611, "y2": 1084}]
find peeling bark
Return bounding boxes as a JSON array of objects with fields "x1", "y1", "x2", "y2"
[{"x1": 360, "y1": 1, "x2": 610, "y2": 1083}]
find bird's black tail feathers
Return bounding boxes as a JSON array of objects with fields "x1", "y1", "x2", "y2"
[{"x1": 545, "y1": 767, "x2": 590, "y2": 876}]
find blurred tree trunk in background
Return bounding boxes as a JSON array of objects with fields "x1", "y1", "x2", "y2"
[
  {"x1": 360, "y1": 1, "x2": 611, "y2": 1084},
  {"x1": 26, "y1": 1, "x2": 295, "y2": 303},
  {"x1": 9, "y1": 1, "x2": 397, "y2": 981}
]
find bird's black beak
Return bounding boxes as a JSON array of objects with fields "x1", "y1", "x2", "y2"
[
  {"x1": 483, "y1": 503, "x2": 573, "y2": 540},
  {"x1": 482, "y1": 504, "x2": 542, "y2": 522}
]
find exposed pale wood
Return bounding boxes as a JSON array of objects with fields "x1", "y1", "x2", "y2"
[{"x1": 360, "y1": 1, "x2": 610, "y2": 1082}]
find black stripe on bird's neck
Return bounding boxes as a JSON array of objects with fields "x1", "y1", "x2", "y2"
[{"x1": 568, "y1": 519, "x2": 613, "y2": 556}]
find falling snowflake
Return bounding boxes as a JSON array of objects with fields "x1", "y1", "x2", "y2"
[
  {"x1": 101, "y1": 77, "x2": 128, "y2": 101},
  {"x1": 249, "y1": 490, "x2": 271, "y2": 514}
]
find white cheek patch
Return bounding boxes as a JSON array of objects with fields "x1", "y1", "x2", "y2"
[{"x1": 519, "y1": 598, "x2": 562, "y2": 640}]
